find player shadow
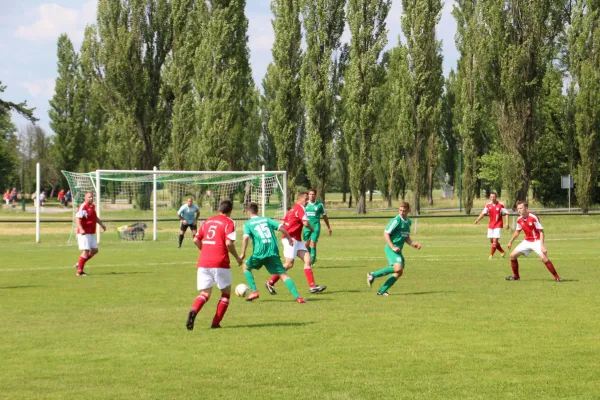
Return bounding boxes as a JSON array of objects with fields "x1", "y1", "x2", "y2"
[
  {"x1": 522, "y1": 279, "x2": 579, "y2": 283},
  {"x1": 396, "y1": 291, "x2": 456, "y2": 296},
  {"x1": 318, "y1": 265, "x2": 364, "y2": 269},
  {"x1": 92, "y1": 271, "x2": 152, "y2": 276},
  {"x1": 321, "y1": 289, "x2": 361, "y2": 294},
  {"x1": 227, "y1": 321, "x2": 315, "y2": 329},
  {"x1": 0, "y1": 285, "x2": 44, "y2": 289}
]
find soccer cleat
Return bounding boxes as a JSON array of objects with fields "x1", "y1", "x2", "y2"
[
  {"x1": 76, "y1": 271, "x2": 87, "y2": 276},
  {"x1": 505, "y1": 276, "x2": 520, "y2": 281},
  {"x1": 296, "y1": 297, "x2": 307, "y2": 303},
  {"x1": 500, "y1": 252, "x2": 506, "y2": 258},
  {"x1": 246, "y1": 292, "x2": 259, "y2": 302},
  {"x1": 73, "y1": 263, "x2": 78, "y2": 269},
  {"x1": 377, "y1": 291, "x2": 389, "y2": 296},
  {"x1": 309, "y1": 285, "x2": 327, "y2": 293},
  {"x1": 210, "y1": 324, "x2": 222, "y2": 329},
  {"x1": 186, "y1": 310, "x2": 197, "y2": 331},
  {"x1": 555, "y1": 278, "x2": 563, "y2": 282},
  {"x1": 265, "y1": 281, "x2": 277, "y2": 295},
  {"x1": 367, "y1": 273, "x2": 375, "y2": 287},
  {"x1": 488, "y1": 255, "x2": 493, "y2": 260}
]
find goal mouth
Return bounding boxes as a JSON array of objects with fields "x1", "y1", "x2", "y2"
[{"x1": 62, "y1": 169, "x2": 287, "y2": 244}]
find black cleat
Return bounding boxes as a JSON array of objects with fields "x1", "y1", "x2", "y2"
[
  {"x1": 377, "y1": 291, "x2": 389, "y2": 296},
  {"x1": 186, "y1": 310, "x2": 197, "y2": 331},
  {"x1": 505, "y1": 276, "x2": 520, "y2": 281},
  {"x1": 367, "y1": 273, "x2": 375, "y2": 287},
  {"x1": 265, "y1": 281, "x2": 277, "y2": 295},
  {"x1": 210, "y1": 324, "x2": 221, "y2": 329},
  {"x1": 76, "y1": 271, "x2": 87, "y2": 276},
  {"x1": 309, "y1": 285, "x2": 327, "y2": 293},
  {"x1": 555, "y1": 278, "x2": 563, "y2": 282}
]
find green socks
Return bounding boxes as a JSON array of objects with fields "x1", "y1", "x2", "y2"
[
  {"x1": 244, "y1": 270, "x2": 257, "y2": 292},
  {"x1": 372, "y1": 266, "x2": 394, "y2": 278},
  {"x1": 309, "y1": 247, "x2": 317, "y2": 264},
  {"x1": 379, "y1": 276, "x2": 398, "y2": 293},
  {"x1": 284, "y1": 278, "x2": 301, "y2": 299}
]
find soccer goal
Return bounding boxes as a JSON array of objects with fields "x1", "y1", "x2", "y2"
[{"x1": 61, "y1": 168, "x2": 287, "y2": 244}]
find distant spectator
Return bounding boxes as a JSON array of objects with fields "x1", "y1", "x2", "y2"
[
  {"x1": 39, "y1": 191, "x2": 46, "y2": 208},
  {"x1": 31, "y1": 191, "x2": 38, "y2": 208},
  {"x1": 4, "y1": 189, "x2": 10, "y2": 205},
  {"x1": 58, "y1": 189, "x2": 66, "y2": 206},
  {"x1": 65, "y1": 190, "x2": 72, "y2": 207}
]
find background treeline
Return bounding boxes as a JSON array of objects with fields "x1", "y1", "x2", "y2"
[{"x1": 1, "y1": 0, "x2": 598, "y2": 214}]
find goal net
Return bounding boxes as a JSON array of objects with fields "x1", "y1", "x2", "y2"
[{"x1": 62, "y1": 169, "x2": 287, "y2": 244}]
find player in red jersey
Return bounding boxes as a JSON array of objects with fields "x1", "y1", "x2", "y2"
[
  {"x1": 186, "y1": 200, "x2": 243, "y2": 330},
  {"x1": 265, "y1": 192, "x2": 327, "y2": 294},
  {"x1": 474, "y1": 192, "x2": 510, "y2": 259},
  {"x1": 73, "y1": 192, "x2": 106, "y2": 276},
  {"x1": 505, "y1": 201, "x2": 562, "y2": 282}
]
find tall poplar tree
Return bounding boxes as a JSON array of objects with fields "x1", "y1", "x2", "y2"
[
  {"x1": 194, "y1": 0, "x2": 255, "y2": 171},
  {"x1": 569, "y1": 0, "x2": 600, "y2": 214},
  {"x1": 400, "y1": 0, "x2": 444, "y2": 213},
  {"x1": 300, "y1": 0, "x2": 345, "y2": 202},
  {"x1": 49, "y1": 34, "x2": 84, "y2": 176},
  {"x1": 266, "y1": 0, "x2": 304, "y2": 199},
  {"x1": 344, "y1": 0, "x2": 390, "y2": 214},
  {"x1": 484, "y1": 0, "x2": 568, "y2": 204}
]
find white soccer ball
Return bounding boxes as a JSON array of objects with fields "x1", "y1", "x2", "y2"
[{"x1": 235, "y1": 283, "x2": 249, "y2": 297}]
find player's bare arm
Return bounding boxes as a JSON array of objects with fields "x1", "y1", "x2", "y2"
[
  {"x1": 474, "y1": 213, "x2": 484, "y2": 224},
  {"x1": 303, "y1": 220, "x2": 315, "y2": 233},
  {"x1": 507, "y1": 229, "x2": 520, "y2": 249},
  {"x1": 75, "y1": 218, "x2": 84, "y2": 234},
  {"x1": 97, "y1": 217, "x2": 107, "y2": 232},
  {"x1": 240, "y1": 236, "x2": 249, "y2": 260},
  {"x1": 406, "y1": 236, "x2": 421, "y2": 250},
  {"x1": 504, "y1": 213, "x2": 510, "y2": 230},
  {"x1": 193, "y1": 236, "x2": 202, "y2": 250},
  {"x1": 539, "y1": 230, "x2": 547, "y2": 253},
  {"x1": 226, "y1": 239, "x2": 243, "y2": 265},
  {"x1": 179, "y1": 214, "x2": 187, "y2": 225},
  {"x1": 323, "y1": 215, "x2": 332, "y2": 235},
  {"x1": 194, "y1": 211, "x2": 200, "y2": 225},
  {"x1": 280, "y1": 227, "x2": 294, "y2": 246},
  {"x1": 383, "y1": 231, "x2": 400, "y2": 253}
]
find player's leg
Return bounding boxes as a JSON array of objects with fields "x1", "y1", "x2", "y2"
[
  {"x1": 298, "y1": 244, "x2": 327, "y2": 293},
  {"x1": 377, "y1": 263, "x2": 404, "y2": 295},
  {"x1": 76, "y1": 234, "x2": 94, "y2": 275},
  {"x1": 187, "y1": 269, "x2": 214, "y2": 330},
  {"x1": 506, "y1": 243, "x2": 526, "y2": 280},
  {"x1": 243, "y1": 257, "x2": 260, "y2": 301},
  {"x1": 266, "y1": 238, "x2": 295, "y2": 292},
  {"x1": 211, "y1": 269, "x2": 232, "y2": 328},
  {"x1": 534, "y1": 243, "x2": 561, "y2": 281},
  {"x1": 368, "y1": 246, "x2": 399, "y2": 287},
  {"x1": 178, "y1": 223, "x2": 187, "y2": 248},
  {"x1": 265, "y1": 256, "x2": 305, "y2": 302}
]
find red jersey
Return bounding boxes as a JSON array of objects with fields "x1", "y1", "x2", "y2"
[
  {"x1": 481, "y1": 201, "x2": 508, "y2": 229},
  {"x1": 76, "y1": 202, "x2": 98, "y2": 234},
  {"x1": 283, "y1": 204, "x2": 308, "y2": 240},
  {"x1": 58, "y1": 190, "x2": 65, "y2": 200},
  {"x1": 517, "y1": 213, "x2": 543, "y2": 242},
  {"x1": 195, "y1": 214, "x2": 237, "y2": 269}
]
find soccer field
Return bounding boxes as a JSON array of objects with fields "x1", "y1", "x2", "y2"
[{"x1": 1, "y1": 215, "x2": 599, "y2": 399}]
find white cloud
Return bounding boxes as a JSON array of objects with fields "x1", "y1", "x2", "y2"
[
  {"x1": 22, "y1": 78, "x2": 55, "y2": 99},
  {"x1": 14, "y1": 1, "x2": 97, "y2": 44}
]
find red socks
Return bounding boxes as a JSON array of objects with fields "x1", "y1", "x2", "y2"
[
  {"x1": 510, "y1": 260, "x2": 520, "y2": 279},
  {"x1": 212, "y1": 294, "x2": 230, "y2": 327},
  {"x1": 268, "y1": 275, "x2": 280, "y2": 286},
  {"x1": 544, "y1": 261, "x2": 560, "y2": 279},
  {"x1": 191, "y1": 294, "x2": 208, "y2": 313},
  {"x1": 491, "y1": 243, "x2": 497, "y2": 256},
  {"x1": 77, "y1": 255, "x2": 89, "y2": 273},
  {"x1": 304, "y1": 265, "x2": 315, "y2": 288},
  {"x1": 496, "y1": 242, "x2": 504, "y2": 254}
]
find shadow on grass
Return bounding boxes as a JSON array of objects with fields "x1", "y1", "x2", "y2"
[
  {"x1": 321, "y1": 289, "x2": 361, "y2": 294},
  {"x1": 523, "y1": 278, "x2": 579, "y2": 283},
  {"x1": 0, "y1": 285, "x2": 44, "y2": 289},
  {"x1": 92, "y1": 271, "x2": 152, "y2": 276},
  {"x1": 318, "y1": 265, "x2": 364, "y2": 269},
  {"x1": 396, "y1": 291, "x2": 456, "y2": 296},
  {"x1": 227, "y1": 321, "x2": 315, "y2": 329}
]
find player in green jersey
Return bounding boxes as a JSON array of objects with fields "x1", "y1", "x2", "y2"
[
  {"x1": 239, "y1": 202, "x2": 306, "y2": 303},
  {"x1": 367, "y1": 202, "x2": 421, "y2": 295},
  {"x1": 302, "y1": 188, "x2": 332, "y2": 264}
]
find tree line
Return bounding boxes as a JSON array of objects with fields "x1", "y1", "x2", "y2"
[{"x1": 1, "y1": 0, "x2": 598, "y2": 214}]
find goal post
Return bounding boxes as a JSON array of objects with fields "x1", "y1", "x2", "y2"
[{"x1": 62, "y1": 168, "x2": 287, "y2": 244}]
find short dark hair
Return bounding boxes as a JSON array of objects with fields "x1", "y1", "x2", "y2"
[
  {"x1": 248, "y1": 202, "x2": 259, "y2": 214},
  {"x1": 219, "y1": 200, "x2": 233, "y2": 214},
  {"x1": 490, "y1": 191, "x2": 498, "y2": 197},
  {"x1": 516, "y1": 200, "x2": 528, "y2": 208},
  {"x1": 308, "y1": 188, "x2": 317, "y2": 195},
  {"x1": 297, "y1": 191, "x2": 308, "y2": 199},
  {"x1": 399, "y1": 201, "x2": 410, "y2": 210}
]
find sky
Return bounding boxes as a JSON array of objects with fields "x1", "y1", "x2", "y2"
[{"x1": 0, "y1": 0, "x2": 459, "y2": 136}]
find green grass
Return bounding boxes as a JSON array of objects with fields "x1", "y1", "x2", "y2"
[{"x1": 1, "y1": 215, "x2": 599, "y2": 399}]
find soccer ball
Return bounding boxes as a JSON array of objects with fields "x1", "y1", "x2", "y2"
[{"x1": 235, "y1": 283, "x2": 249, "y2": 297}]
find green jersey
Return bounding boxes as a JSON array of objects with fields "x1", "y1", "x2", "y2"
[
  {"x1": 243, "y1": 216, "x2": 282, "y2": 259},
  {"x1": 385, "y1": 215, "x2": 411, "y2": 250},
  {"x1": 305, "y1": 201, "x2": 326, "y2": 227}
]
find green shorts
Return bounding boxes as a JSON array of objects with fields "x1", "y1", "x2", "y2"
[
  {"x1": 385, "y1": 246, "x2": 405, "y2": 267},
  {"x1": 303, "y1": 226, "x2": 321, "y2": 242},
  {"x1": 245, "y1": 255, "x2": 286, "y2": 275}
]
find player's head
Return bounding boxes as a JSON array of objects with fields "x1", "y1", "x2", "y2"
[
  {"x1": 516, "y1": 201, "x2": 528, "y2": 216},
  {"x1": 186, "y1": 197, "x2": 193, "y2": 206},
  {"x1": 399, "y1": 201, "x2": 410, "y2": 217},
  {"x1": 490, "y1": 192, "x2": 497, "y2": 202},
  {"x1": 218, "y1": 199, "x2": 233, "y2": 215},
  {"x1": 297, "y1": 191, "x2": 309, "y2": 206},
  {"x1": 308, "y1": 189, "x2": 317, "y2": 202},
  {"x1": 84, "y1": 191, "x2": 94, "y2": 204},
  {"x1": 247, "y1": 202, "x2": 259, "y2": 216}
]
